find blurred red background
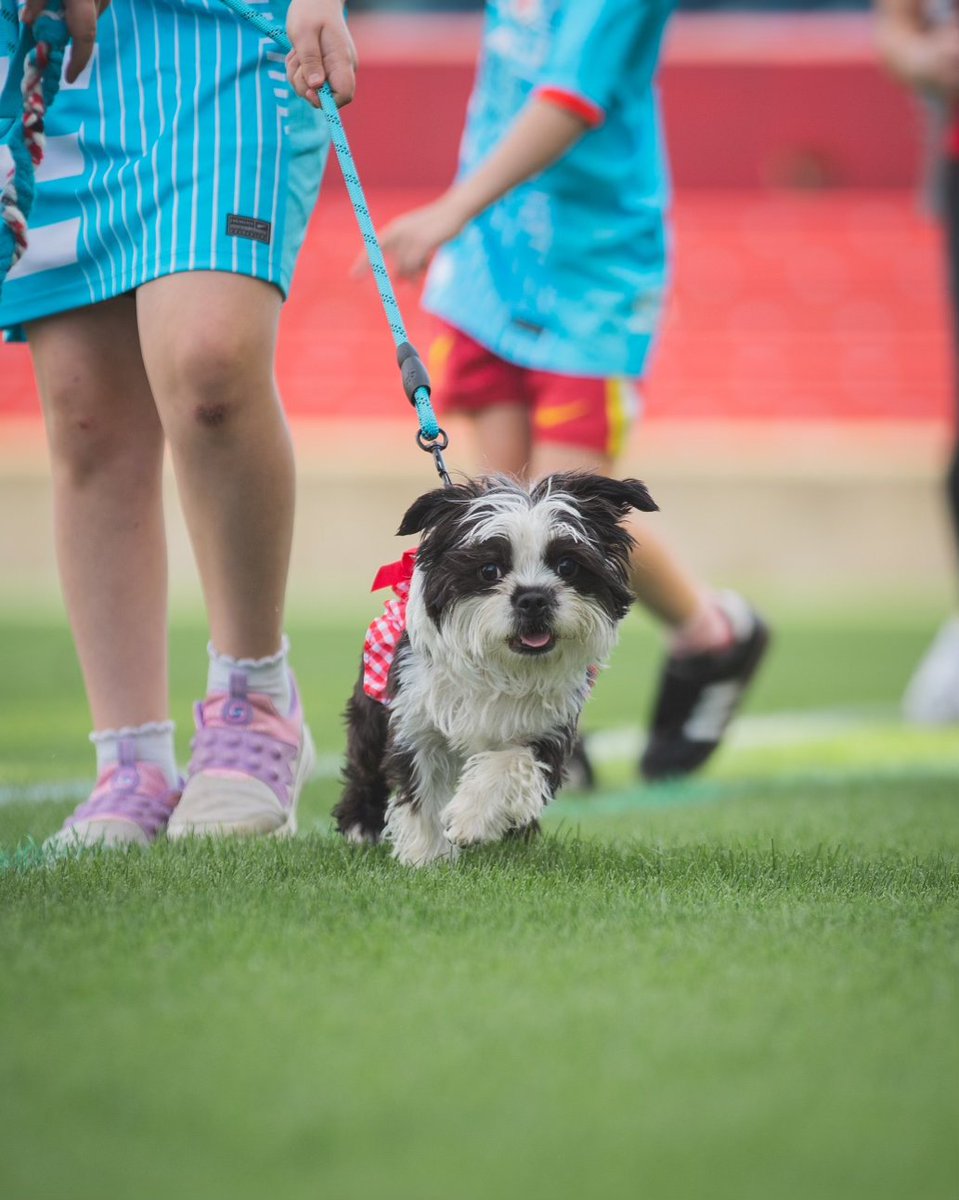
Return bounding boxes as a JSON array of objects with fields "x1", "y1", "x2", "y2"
[{"x1": 1, "y1": 12, "x2": 950, "y2": 426}]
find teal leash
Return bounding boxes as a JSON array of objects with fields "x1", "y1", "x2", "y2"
[{"x1": 215, "y1": 0, "x2": 451, "y2": 486}]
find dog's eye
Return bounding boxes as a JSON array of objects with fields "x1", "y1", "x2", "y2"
[
  {"x1": 555, "y1": 556, "x2": 579, "y2": 580},
  {"x1": 479, "y1": 563, "x2": 503, "y2": 583}
]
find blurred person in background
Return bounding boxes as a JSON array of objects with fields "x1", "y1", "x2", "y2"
[
  {"x1": 877, "y1": 0, "x2": 959, "y2": 723},
  {"x1": 372, "y1": 0, "x2": 770, "y2": 782}
]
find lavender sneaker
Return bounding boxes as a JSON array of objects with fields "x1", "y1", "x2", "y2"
[
  {"x1": 167, "y1": 670, "x2": 316, "y2": 839},
  {"x1": 45, "y1": 738, "x2": 181, "y2": 850}
]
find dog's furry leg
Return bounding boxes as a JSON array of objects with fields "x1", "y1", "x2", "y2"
[
  {"x1": 504, "y1": 729, "x2": 573, "y2": 842},
  {"x1": 385, "y1": 739, "x2": 460, "y2": 867},
  {"x1": 334, "y1": 672, "x2": 391, "y2": 844},
  {"x1": 530, "y1": 728, "x2": 575, "y2": 797},
  {"x1": 442, "y1": 727, "x2": 575, "y2": 848},
  {"x1": 442, "y1": 745, "x2": 554, "y2": 848}
]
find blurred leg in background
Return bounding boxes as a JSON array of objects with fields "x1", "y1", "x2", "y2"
[
  {"x1": 877, "y1": 1, "x2": 959, "y2": 722},
  {"x1": 903, "y1": 152, "x2": 959, "y2": 722}
]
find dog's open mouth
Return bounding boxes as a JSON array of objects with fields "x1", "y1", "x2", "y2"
[{"x1": 509, "y1": 630, "x2": 557, "y2": 655}]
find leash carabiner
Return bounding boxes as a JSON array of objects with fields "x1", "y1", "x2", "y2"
[{"x1": 415, "y1": 427, "x2": 452, "y2": 489}]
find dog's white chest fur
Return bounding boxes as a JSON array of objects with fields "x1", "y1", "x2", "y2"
[{"x1": 391, "y1": 643, "x2": 590, "y2": 755}]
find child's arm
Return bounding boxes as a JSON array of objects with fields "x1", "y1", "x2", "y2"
[
  {"x1": 371, "y1": 0, "x2": 660, "y2": 280},
  {"x1": 373, "y1": 96, "x2": 591, "y2": 280},
  {"x1": 875, "y1": 0, "x2": 959, "y2": 97}
]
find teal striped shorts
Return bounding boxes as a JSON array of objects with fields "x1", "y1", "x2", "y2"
[{"x1": 0, "y1": 0, "x2": 329, "y2": 339}]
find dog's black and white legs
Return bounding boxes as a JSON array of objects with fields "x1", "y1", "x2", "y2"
[
  {"x1": 337, "y1": 679, "x2": 462, "y2": 864},
  {"x1": 385, "y1": 737, "x2": 461, "y2": 867},
  {"x1": 441, "y1": 738, "x2": 565, "y2": 849},
  {"x1": 441, "y1": 729, "x2": 572, "y2": 848}
]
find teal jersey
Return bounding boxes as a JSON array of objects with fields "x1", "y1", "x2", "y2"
[
  {"x1": 423, "y1": 0, "x2": 674, "y2": 379},
  {"x1": 0, "y1": 0, "x2": 328, "y2": 338}
]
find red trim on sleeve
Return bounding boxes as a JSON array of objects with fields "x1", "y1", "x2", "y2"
[{"x1": 535, "y1": 86, "x2": 605, "y2": 129}]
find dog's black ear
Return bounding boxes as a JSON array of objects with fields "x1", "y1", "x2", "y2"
[
  {"x1": 598, "y1": 476, "x2": 659, "y2": 515},
  {"x1": 544, "y1": 472, "x2": 659, "y2": 517},
  {"x1": 398, "y1": 482, "x2": 484, "y2": 536},
  {"x1": 397, "y1": 488, "x2": 454, "y2": 536}
]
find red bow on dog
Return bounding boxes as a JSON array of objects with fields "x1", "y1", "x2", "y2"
[{"x1": 370, "y1": 548, "x2": 418, "y2": 593}]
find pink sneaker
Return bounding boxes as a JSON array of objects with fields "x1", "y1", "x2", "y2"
[
  {"x1": 45, "y1": 738, "x2": 181, "y2": 850},
  {"x1": 167, "y1": 670, "x2": 316, "y2": 839}
]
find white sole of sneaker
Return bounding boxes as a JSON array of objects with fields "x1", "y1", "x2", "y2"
[
  {"x1": 270, "y1": 724, "x2": 317, "y2": 839},
  {"x1": 44, "y1": 817, "x2": 152, "y2": 852}
]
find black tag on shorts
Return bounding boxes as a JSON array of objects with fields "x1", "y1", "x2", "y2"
[
  {"x1": 511, "y1": 317, "x2": 544, "y2": 336},
  {"x1": 226, "y1": 214, "x2": 272, "y2": 244}
]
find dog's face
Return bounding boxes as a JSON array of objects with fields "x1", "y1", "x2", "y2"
[{"x1": 398, "y1": 473, "x2": 657, "y2": 674}]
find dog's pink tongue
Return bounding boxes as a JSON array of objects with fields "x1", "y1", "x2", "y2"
[{"x1": 521, "y1": 632, "x2": 552, "y2": 649}]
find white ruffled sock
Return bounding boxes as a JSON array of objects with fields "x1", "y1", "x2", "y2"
[
  {"x1": 206, "y1": 635, "x2": 293, "y2": 715},
  {"x1": 89, "y1": 720, "x2": 179, "y2": 788}
]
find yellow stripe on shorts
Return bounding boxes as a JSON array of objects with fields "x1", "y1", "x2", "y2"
[
  {"x1": 604, "y1": 377, "x2": 636, "y2": 459},
  {"x1": 427, "y1": 331, "x2": 456, "y2": 390}
]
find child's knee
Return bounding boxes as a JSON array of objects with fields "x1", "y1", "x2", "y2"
[
  {"x1": 158, "y1": 328, "x2": 271, "y2": 438},
  {"x1": 44, "y1": 390, "x2": 155, "y2": 486}
]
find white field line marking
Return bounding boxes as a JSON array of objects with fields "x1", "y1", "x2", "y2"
[
  {"x1": 0, "y1": 708, "x2": 903, "y2": 810},
  {"x1": 585, "y1": 704, "x2": 895, "y2": 764}
]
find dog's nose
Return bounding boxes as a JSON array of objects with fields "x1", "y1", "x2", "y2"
[{"x1": 514, "y1": 588, "x2": 551, "y2": 615}]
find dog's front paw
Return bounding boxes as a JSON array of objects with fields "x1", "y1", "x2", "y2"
[
  {"x1": 386, "y1": 800, "x2": 459, "y2": 868},
  {"x1": 442, "y1": 796, "x2": 509, "y2": 849}
]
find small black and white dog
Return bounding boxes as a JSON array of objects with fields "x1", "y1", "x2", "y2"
[{"x1": 335, "y1": 472, "x2": 657, "y2": 867}]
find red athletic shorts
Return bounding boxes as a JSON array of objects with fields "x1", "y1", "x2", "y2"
[{"x1": 427, "y1": 322, "x2": 640, "y2": 459}]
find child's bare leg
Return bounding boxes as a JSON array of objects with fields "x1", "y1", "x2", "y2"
[
  {"x1": 137, "y1": 272, "x2": 313, "y2": 837},
  {"x1": 623, "y1": 515, "x2": 707, "y2": 630},
  {"x1": 27, "y1": 296, "x2": 169, "y2": 730},
  {"x1": 29, "y1": 298, "x2": 181, "y2": 849},
  {"x1": 136, "y1": 273, "x2": 292, "y2": 660},
  {"x1": 470, "y1": 403, "x2": 533, "y2": 478}
]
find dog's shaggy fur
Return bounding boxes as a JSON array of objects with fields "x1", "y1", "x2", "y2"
[{"x1": 334, "y1": 472, "x2": 657, "y2": 866}]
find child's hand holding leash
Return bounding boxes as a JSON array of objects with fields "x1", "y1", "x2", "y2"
[
  {"x1": 285, "y1": 0, "x2": 356, "y2": 109},
  {"x1": 23, "y1": 0, "x2": 110, "y2": 82}
]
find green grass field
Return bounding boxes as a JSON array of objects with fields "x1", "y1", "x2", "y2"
[{"x1": 2, "y1": 608, "x2": 958, "y2": 1200}]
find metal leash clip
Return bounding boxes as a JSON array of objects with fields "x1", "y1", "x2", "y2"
[{"x1": 415, "y1": 427, "x2": 452, "y2": 488}]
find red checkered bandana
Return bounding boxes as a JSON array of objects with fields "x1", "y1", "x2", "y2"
[{"x1": 362, "y1": 549, "x2": 418, "y2": 705}]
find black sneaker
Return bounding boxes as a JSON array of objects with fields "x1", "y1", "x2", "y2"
[{"x1": 640, "y1": 594, "x2": 770, "y2": 782}]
